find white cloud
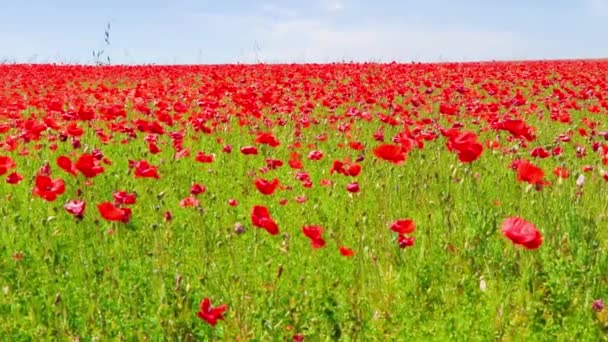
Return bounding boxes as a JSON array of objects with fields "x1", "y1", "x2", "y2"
[{"x1": 249, "y1": 18, "x2": 530, "y2": 63}]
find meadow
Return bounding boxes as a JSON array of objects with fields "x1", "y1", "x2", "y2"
[{"x1": 1, "y1": 61, "x2": 608, "y2": 340}]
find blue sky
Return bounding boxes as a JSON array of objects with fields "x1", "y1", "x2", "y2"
[{"x1": 1, "y1": 0, "x2": 607, "y2": 64}]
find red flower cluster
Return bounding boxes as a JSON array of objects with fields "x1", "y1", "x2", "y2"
[
  {"x1": 302, "y1": 225, "x2": 326, "y2": 248},
  {"x1": 197, "y1": 298, "x2": 228, "y2": 326},
  {"x1": 501, "y1": 217, "x2": 543, "y2": 249},
  {"x1": 251, "y1": 205, "x2": 279, "y2": 235},
  {"x1": 390, "y1": 219, "x2": 416, "y2": 249}
]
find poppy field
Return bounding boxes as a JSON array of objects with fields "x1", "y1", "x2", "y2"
[{"x1": 1, "y1": 61, "x2": 608, "y2": 340}]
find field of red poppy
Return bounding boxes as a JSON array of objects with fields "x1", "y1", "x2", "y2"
[{"x1": 1, "y1": 61, "x2": 608, "y2": 340}]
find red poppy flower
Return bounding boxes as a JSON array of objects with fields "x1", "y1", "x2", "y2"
[
  {"x1": 228, "y1": 198, "x2": 238, "y2": 206},
  {"x1": 302, "y1": 225, "x2": 326, "y2": 248},
  {"x1": 339, "y1": 246, "x2": 355, "y2": 257},
  {"x1": 64, "y1": 199, "x2": 86, "y2": 219},
  {"x1": 254, "y1": 178, "x2": 280, "y2": 195},
  {"x1": 349, "y1": 141, "x2": 365, "y2": 150},
  {"x1": 307, "y1": 150, "x2": 324, "y2": 161},
  {"x1": 251, "y1": 205, "x2": 279, "y2": 235},
  {"x1": 148, "y1": 142, "x2": 161, "y2": 154},
  {"x1": 65, "y1": 122, "x2": 84, "y2": 137},
  {"x1": 240, "y1": 146, "x2": 258, "y2": 155},
  {"x1": 320, "y1": 179, "x2": 332, "y2": 187},
  {"x1": 6, "y1": 172, "x2": 23, "y2": 184},
  {"x1": 516, "y1": 160, "x2": 544, "y2": 184},
  {"x1": 195, "y1": 151, "x2": 215, "y2": 163},
  {"x1": 255, "y1": 132, "x2": 281, "y2": 147},
  {"x1": 190, "y1": 183, "x2": 206, "y2": 196},
  {"x1": 180, "y1": 196, "x2": 200, "y2": 208},
  {"x1": 197, "y1": 298, "x2": 228, "y2": 326},
  {"x1": 330, "y1": 160, "x2": 345, "y2": 174},
  {"x1": 134, "y1": 160, "x2": 160, "y2": 179},
  {"x1": 373, "y1": 144, "x2": 407, "y2": 164},
  {"x1": 398, "y1": 235, "x2": 415, "y2": 248},
  {"x1": 346, "y1": 182, "x2": 360, "y2": 193},
  {"x1": 265, "y1": 158, "x2": 284, "y2": 169},
  {"x1": 553, "y1": 167, "x2": 569, "y2": 179},
  {"x1": 33, "y1": 175, "x2": 66, "y2": 201},
  {"x1": 530, "y1": 147, "x2": 550, "y2": 158},
  {"x1": 390, "y1": 219, "x2": 416, "y2": 234},
  {"x1": 289, "y1": 152, "x2": 303, "y2": 169},
  {"x1": 501, "y1": 217, "x2": 542, "y2": 249},
  {"x1": 0, "y1": 156, "x2": 16, "y2": 175},
  {"x1": 97, "y1": 202, "x2": 132, "y2": 223},
  {"x1": 446, "y1": 131, "x2": 483, "y2": 163},
  {"x1": 75, "y1": 153, "x2": 105, "y2": 178},
  {"x1": 346, "y1": 163, "x2": 362, "y2": 177},
  {"x1": 113, "y1": 191, "x2": 136, "y2": 205},
  {"x1": 496, "y1": 119, "x2": 536, "y2": 141},
  {"x1": 57, "y1": 155, "x2": 77, "y2": 176}
]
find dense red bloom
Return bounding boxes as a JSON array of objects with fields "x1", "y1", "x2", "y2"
[
  {"x1": 64, "y1": 199, "x2": 86, "y2": 219},
  {"x1": 148, "y1": 142, "x2": 161, "y2": 154},
  {"x1": 346, "y1": 163, "x2": 362, "y2": 177},
  {"x1": 516, "y1": 160, "x2": 545, "y2": 184},
  {"x1": 289, "y1": 152, "x2": 303, "y2": 169},
  {"x1": 240, "y1": 146, "x2": 258, "y2": 155},
  {"x1": 302, "y1": 225, "x2": 326, "y2": 248},
  {"x1": 331, "y1": 160, "x2": 362, "y2": 177},
  {"x1": 113, "y1": 191, "x2": 136, "y2": 205},
  {"x1": 57, "y1": 155, "x2": 77, "y2": 175},
  {"x1": 255, "y1": 132, "x2": 280, "y2": 147},
  {"x1": 265, "y1": 158, "x2": 284, "y2": 169},
  {"x1": 446, "y1": 131, "x2": 483, "y2": 163},
  {"x1": 75, "y1": 153, "x2": 105, "y2": 178},
  {"x1": 390, "y1": 219, "x2": 416, "y2": 234},
  {"x1": 254, "y1": 178, "x2": 280, "y2": 195},
  {"x1": 6, "y1": 172, "x2": 23, "y2": 184},
  {"x1": 553, "y1": 167, "x2": 569, "y2": 179},
  {"x1": 496, "y1": 119, "x2": 536, "y2": 141},
  {"x1": 307, "y1": 150, "x2": 324, "y2": 161},
  {"x1": 190, "y1": 183, "x2": 206, "y2": 196},
  {"x1": 65, "y1": 122, "x2": 84, "y2": 136},
  {"x1": 330, "y1": 160, "x2": 345, "y2": 174},
  {"x1": 349, "y1": 141, "x2": 365, "y2": 150},
  {"x1": 251, "y1": 205, "x2": 279, "y2": 235},
  {"x1": 197, "y1": 298, "x2": 228, "y2": 326},
  {"x1": 134, "y1": 160, "x2": 159, "y2": 179},
  {"x1": 97, "y1": 202, "x2": 132, "y2": 223},
  {"x1": 373, "y1": 144, "x2": 407, "y2": 164},
  {"x1": 398, "y1": 235, "x2": 415, "y2": 248},
  {"x1": 530, "y1": 147, "x2": 550, "y2": 159},
  {"x1": 501, "y1": 217, "x2": 543, "y2": 249},
  {"x1": 195, "y1": 151, "x2": 215, "y2": 163},
  {"x1": 346, "y1": 182, "x2": 360, "y2": 193},
  {"x1": 33, "y1": 175, "x2": 66, "y2": 201},
  {"x1": 339, "y1": 246, "x2": 356, "y2": 257},
  {"x1": 0, "y1": 156, "x2": 16, "y2": 175},
  {"x1": 180, "y1": 196, "x2": 200, "y2": 207}
]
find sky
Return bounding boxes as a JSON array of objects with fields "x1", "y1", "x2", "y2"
[{"x1": 1, "y1": 0, "x2": 607, "y2": 64}]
